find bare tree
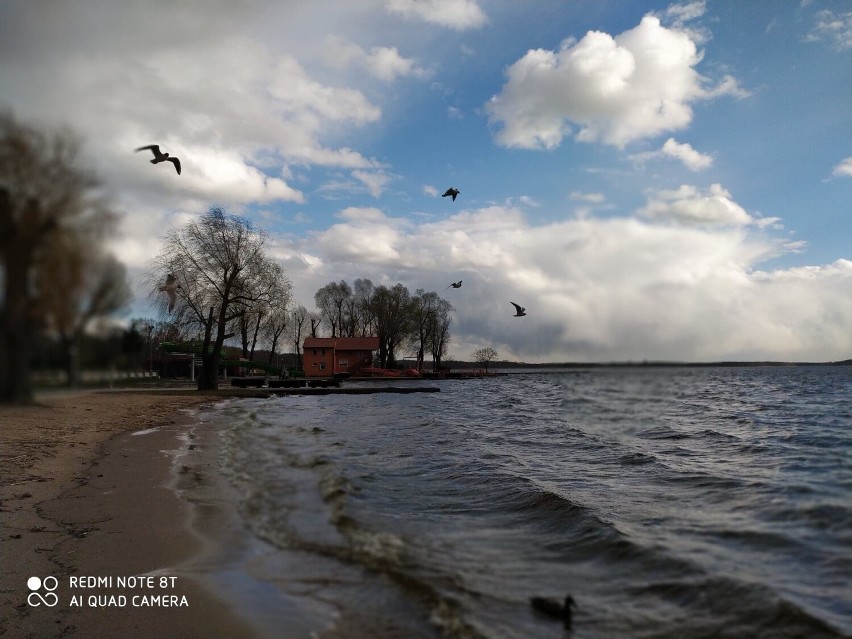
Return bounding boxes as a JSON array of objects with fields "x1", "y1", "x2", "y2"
[
  {"x1": 150, "y1": 207, "x2": 287, "y2": 390},
  {"x1": 260, "y1": 279, "x2": 292, "y2": 366},
  {"x1": 411, "y1": 290, "x2": 447, "y2": 371},
  {"x1": 314, "y1": 280, "x2": 352, "y2": 338},
  {"x1": 41, "y1": 251, "x2": 131, "y2": 386},
  {"x1": 472, "y1": 347, "x2": 498, "y2": 373},
  {"x1": 290, "y1": 304, "x2": 310, "y2": 372},
  {"x1": 262, "y1": 306, "x2": 288, "y2": 366},
  {"x1": 0, "y1": 112, "x2": 118, "y2": 403},
  {"x1": 370, "y1": 283, "x2": 412, "y2": 368},
  {"x1": 428, "y1": 299, "x2": 453, "y2": 371},
  {"x1": 352, "y1": 278, "x2": 376, "y2": 337}
]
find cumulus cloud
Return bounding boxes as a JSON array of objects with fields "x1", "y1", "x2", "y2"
[
  {"x1": 323, "y1": 36, "x2": 430, "y2": 81},
  {"x1": 630, "y1": 137, "x2": 714, "y2": 171},
  {"x1": 487, "y1": 14, "x2": 746, "y2": 148},
  {"x1": 315, "y1": 207, "x2": 408, "y2": 264},
  {"x1": 0, "y1": 3, "x2": 383, "y2": 216},
  {"x1": 637, "y1": 184, "x2": 753, "y2": 226},
  {"x1": 832, "y1": 156, "x2": 852, "y2": 178},
  {"x1": 386, "y1": 0, "x2": 486, "y2": 30},
  {"x1": 804, "y1": 9, "x2": 852, "y2": 50},
  {"x1": 275, "y1": 204, "x2": 852, "y2": 362}
]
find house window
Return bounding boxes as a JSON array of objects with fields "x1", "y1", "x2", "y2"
[
  {"x1": 312, "y1": 348, "x2": 317, "y2": 356},
  {"x1": 319, "y1": 362, "x2": 325, "y2": 370},
  {"x1": 339, "y1": 360, "x2": 348, "y2": 368},
  {"x1": 311, "y1": 362, "x2": 318, "y2": 367}
]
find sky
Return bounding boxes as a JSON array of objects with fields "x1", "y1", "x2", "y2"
[{"x1": 1, "y1": 0, "x2": 850, "y2": 363}]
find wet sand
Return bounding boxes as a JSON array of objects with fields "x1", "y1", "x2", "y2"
[{"x1": 0, "y1": 390, "x2": 262, "y2": 639}]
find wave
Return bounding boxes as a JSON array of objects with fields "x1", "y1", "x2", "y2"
[{"x1": 628, "y1": 576, "x2": 848, "y2": 638}]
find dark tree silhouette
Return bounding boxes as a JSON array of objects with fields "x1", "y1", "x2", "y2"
[
  {"x1": 0, "y1": 113, "x2": 119, "y2": 403},
  {"x1": 150, "y1": 208, "x2": 288, "y2": 390}
]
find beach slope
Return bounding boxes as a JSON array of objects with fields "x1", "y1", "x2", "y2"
[{"x1": 0, "y1": 390, "x2": 259, "y2": 639}]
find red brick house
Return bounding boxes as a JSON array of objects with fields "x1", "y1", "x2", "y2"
[{"x1": 303, "y1": 337, "x2": 379, "y2": 377}]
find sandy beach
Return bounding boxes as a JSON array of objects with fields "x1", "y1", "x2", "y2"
[{"x1": 0, "y1": 390, "x2": 262, "y2": 639}]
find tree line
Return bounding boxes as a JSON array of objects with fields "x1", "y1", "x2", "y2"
[
  {"x1": 147, "y1": 207, "x2": 455, "y2": 389},
  {"x1": 313, "y1": 279, "x2": 454, "y2": 371},
  {"x1": 0, "y1": 113, "x2": 458, "y2": 400}
]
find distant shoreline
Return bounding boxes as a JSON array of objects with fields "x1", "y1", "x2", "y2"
[{"x1": 456, "y1": 359, "x2": 852, "y2": 370}]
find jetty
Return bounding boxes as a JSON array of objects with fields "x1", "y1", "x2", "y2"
[{"x1": 224, "y1": 376, "x2": 439, "y2": 396}]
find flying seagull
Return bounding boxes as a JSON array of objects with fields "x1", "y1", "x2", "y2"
[
  {"x1": 135, "y1": 145, "x2": 181, "y2": 175},
  {"x1": 158, "y1": 273, "x2": 180, "y2": 313},
  {"x1": 442, "y1": 187, "x2": 460, "y2": 201},
  {"x1": 445, "y1": 280, "x2": 462, "y2": 290},
  {"x1": 511, "y1": 302, "x2": 526, "y2": 317},
  {"x1": 530, "y1": 595, "x2": 576, "y2": 630}
]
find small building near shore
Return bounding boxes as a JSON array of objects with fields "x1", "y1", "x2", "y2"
[{"x1": 303, "y1": 336, "x2": 379, "y2": 377}]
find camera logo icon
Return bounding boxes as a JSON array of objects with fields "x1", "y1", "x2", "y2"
[{"x1": 27, "y1": 576, "x2": 59, "y2": 607}]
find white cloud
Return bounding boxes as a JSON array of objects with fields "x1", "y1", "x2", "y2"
[
  {"x1": 660, "y1": 138, "x2": 713, "y2": 170},
  {"x1": 656, "y1": 0, "x2": 710, "y2": 44},
  {"x1": 386, "y1": 0, "x2": 486, "y2": 30},
  {"x1": 315, "y1": 207, "x2": 408, "y2": 264},
  {"x1": 805, "y1": 9, "x2": 852, "y2": 50},
  {"x1": 353, "y1": 169, "x2": 393, "y2": 197},
  {"x1": 275, "y1": 204, "x2": 852, "y2": 362},
  {"x1": 660, "y1": 1, "x2": 707, "y2": 27},
  {"x1": 570, "y1": 191, "x2": 606, "y2": 204},
  {"x1": 487, "y1": 15, "x2": 747, "y2": 148},
  {"x1": 637, "y1": 184, "x2": 753, "y2": 226},
  {"x1": 0, "y1": 7, "x2": 383, "y2": 219},
  {"x1": 323, "y1": 36, "x2": 429, "y2": 81},
  {"x1": 630, "y1": 137, "x2": 714, "y2": 171},
  {"x1": 832, "y1": 156, "x2": 852, "y2": 178}
]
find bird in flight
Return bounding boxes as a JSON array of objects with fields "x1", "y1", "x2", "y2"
[
  {"x1": 159, "y1": 273, "x2": 180, "y2": 313},
  {"x1": 511, "y1": 302, "x2": 526, "y2": 317},
  {"x1": 136, "y1": 145, "x2": 181, "y2": 175},
  {"x1": 442, "y1": 187, "x2": 460, "y2": 201},
  {"x1": 445, "y1": 280, "x2": 462, "y2": 290}
]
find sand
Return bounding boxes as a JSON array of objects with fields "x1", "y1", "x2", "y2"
[{"x1": 0, "y1": 390, "x2": 262, "y2": 639}]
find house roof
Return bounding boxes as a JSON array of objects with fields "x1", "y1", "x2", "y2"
[
  {"x1": 303, "y1": 337, "x2": 335, "y2": 348},
  {"x1": 304, "y1": 337, "x2": 379, "y2": 351}
]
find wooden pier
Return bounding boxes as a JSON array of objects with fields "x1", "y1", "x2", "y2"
[{"x1": 226, "y1": 376, "x2": 440, "y2": 396}]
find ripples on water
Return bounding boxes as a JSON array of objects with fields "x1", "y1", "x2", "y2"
[{"x1": 215, "y1": 366, "x2": 852, "y2": 638}]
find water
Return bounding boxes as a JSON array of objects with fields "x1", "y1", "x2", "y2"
[{"x1": 205, "y1": 366, "x2": 852, "y2": 638}]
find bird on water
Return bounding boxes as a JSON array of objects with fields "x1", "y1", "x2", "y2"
[
  {"x1": 511, "y1": 301, "x2": 526, "y2": 317},
  {"x1": 135, "y1": 144, "x2": 181, "y2": 175},
  {"x1": 530, "y1": 595, "x2": 576, "y2": 629},
  {"x1": 442, "y1": 187, "x2": 460, "y2": 201}
]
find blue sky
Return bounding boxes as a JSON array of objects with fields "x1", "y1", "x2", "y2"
[{"x1": 1, "y1": 0, "x2": 850, "y2": 362}]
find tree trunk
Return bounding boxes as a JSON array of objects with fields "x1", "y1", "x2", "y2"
[
  {"x1": 198, "y1": 307, "x2": 218, "y2": 391},
  {"x1": 249, "y1": 313, "x2": 262, "y2": 362},
  {"x1": 0, "y1": 242, "x2": 35, "y2": 404},
  {"x1": 61, "y1": 332, "x2": 81, "y2": 388}
]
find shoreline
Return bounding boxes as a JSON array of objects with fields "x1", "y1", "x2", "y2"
[{"x1": 0, "y1": 390, "x2": 261, "y2": 638}]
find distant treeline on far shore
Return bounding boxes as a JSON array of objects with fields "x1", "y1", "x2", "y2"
[{"x1": 448, "y1": 359, "x2": 852, "y2": 369}]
